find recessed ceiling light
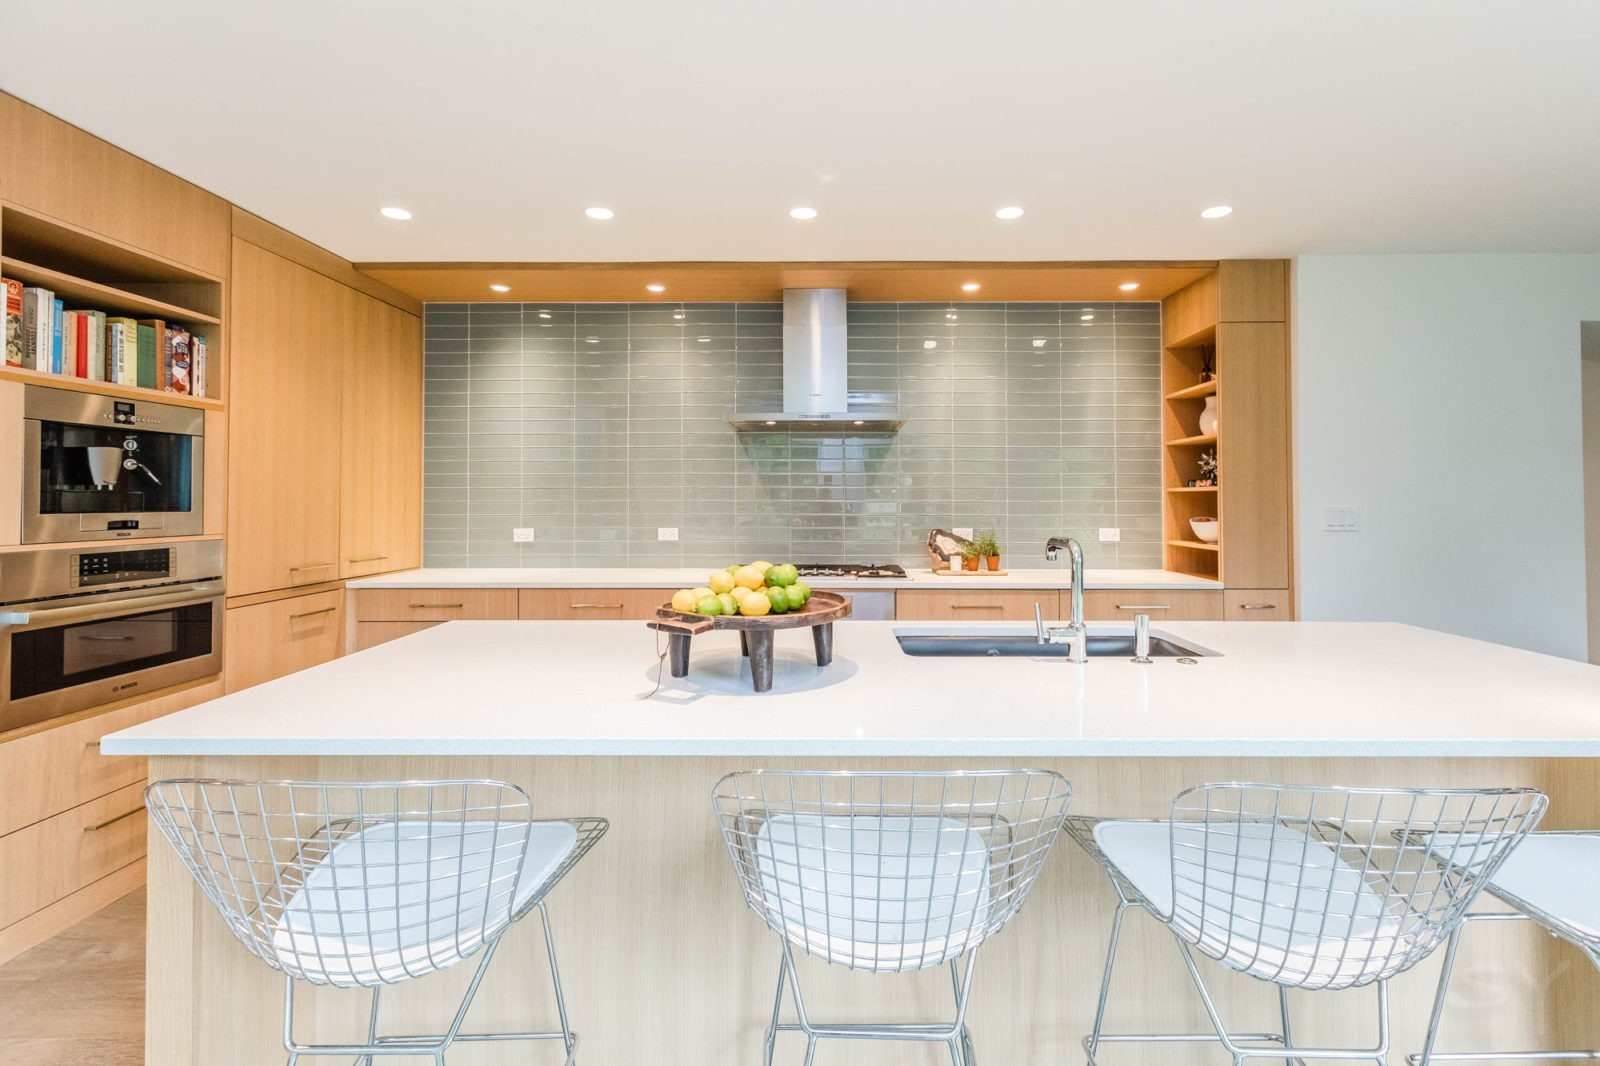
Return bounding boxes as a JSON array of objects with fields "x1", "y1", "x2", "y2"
[
  {"x1": 995, "y1": 206, "x2": 1024, "y2": 220},
  {"x1": 1200, "y1": 205, "x2": 1233, "y2": 219},
  {"x1": 923, "y1": 340, "x2": 938, "y2": 350},
  {"x1": 645, "y1": 284, "x2": 666, "y2": 293},
  {"x1": 961, "y1": 283, "x2": 981, "y2": 292},
  {"x1": 584, "y1": 206, "x2": 615, "y2": 220},
  {"x1": 379, "y1": 206, "x2": 412, "y2": 220},
  {"x1": 1118, "y1": 282, "x2": 1140, "y2": 292},
  {"x1": 789, "y1": 206, "x2": 818, "y2": 220},
  {"x1": 489, "y1": 284, "x2": 510, "y2": 293}
]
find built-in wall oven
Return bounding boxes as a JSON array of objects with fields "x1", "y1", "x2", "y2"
[
  {"x1": 1, "y1": 539, "x2": 222, "y2": 732},
  {"x1": 23, "y1": 385, "x2": 204, "y2": 543}
]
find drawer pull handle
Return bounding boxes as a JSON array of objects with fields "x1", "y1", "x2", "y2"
[
  {"x1": 288, "y1": 606, "x2": 337, "y2": 620},
  {"x1": 83, "y1": 807, "x2": 144, "y2": 833},
  {"x1": 409, "y1": 602, "x2": 464, "y2": 609},
  {"x1": 84, "y1": 740, "x2": 102, "y2": 751},
  {"x1": 1240, "y1": 603, "x2": 1278, "y2": 610},
  {"x1": 77, "y1": 633, "x2": 135, "y2": 641},
  {"x1": 571, "y1": 603, "x2": 624, "y2": 610},
  {"x1": 289, "y1": 562, "x2": 334, "y2": 573},
  {"x1": 1114, "y1": 604, "x2": 1170, "y2": 610},
  {"x1": 349, "y1": 555, "x2": 389, "y2": 564},
  {"x1": 950, "y1": 605, "x2": 1002, "y2": 611}
]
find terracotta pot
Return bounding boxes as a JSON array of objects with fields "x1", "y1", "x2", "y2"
[
  {"x1": 987, "y1": 555, "x2": 1001, "y2": 571},
  {"x1": 963, "y1": 556, "x2": 980, "y2": 572}
]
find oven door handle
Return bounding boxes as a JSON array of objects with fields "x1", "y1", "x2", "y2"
[{"x1": 0, "y1": 585, "x2": 222, "y2": 630}]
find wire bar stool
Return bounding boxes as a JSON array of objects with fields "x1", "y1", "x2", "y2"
[
  {"x1": 1403, "y1": 830, "x2": 1600, "y2": 1063},
  {"x1": 145, "y1": 778, "x2": 607, "y2": 1064},
  {"x1": 1065, "y1": 782, "x2": 1546, "y2": 1066},
  {"x1": 711, "y1": 769, "x2": 1072, "y2": 1066}
]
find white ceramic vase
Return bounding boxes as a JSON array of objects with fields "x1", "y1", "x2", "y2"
[{"x1": 1198, "y1": 396, "x2": 1219, "y2": 436}]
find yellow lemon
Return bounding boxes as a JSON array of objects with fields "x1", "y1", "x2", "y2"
[
  {"x1": 670, "y1": 589, "x2": 699, "y2": 613},
  {"x1": 734, "y1": 566, "x2": 766, "y2": 591},
  {"x1": 708, "y1": 570, "x2": 735, "y2": 594},
  {"x1": 729, "y1": 585, "x2": 753, "y2": 602},
  {"x1": 751, "y1": 560, "x2": 774, "y2": 575},
  {"x1": 692, "y1": 586, "x2": 715, "y2": 600},
  {"x1": 738, "y1": 592, "x2": 771, "y2": 617}
]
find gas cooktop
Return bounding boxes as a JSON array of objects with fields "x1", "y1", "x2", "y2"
[{"x1": 793, "y1": 563, "x2": 908, "y2": 579}]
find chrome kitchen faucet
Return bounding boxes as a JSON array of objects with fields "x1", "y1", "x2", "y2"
[{"x1": 1038, "y1": 537, "x2": 1088, "y2": 663}]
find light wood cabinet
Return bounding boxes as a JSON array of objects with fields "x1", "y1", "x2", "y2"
[
  {"x1": 341, "y1": 293, "x2": 422, "y2": 579},
  {"x1": 353, "y1": 588, "x2": 517, "y2": 623},
  {"x1": 1215, "y1": 320, "x2": 1292, "y2": 589},
  {"x1": 227, "y1": 240, "x2": 345, "y2": 597},
  {"x1": 895, "y1": 589, "x2": 1060, "y2": 621},
  {"x1": 355, "y1": 621, "x2": 439, "y2": 651},
  {"x1": 1080, "y1": 589, "x2": 1224, "y2": 621},
  {"x1": 223, "y1": 588, "x2": 345, "y2": 693},
  {"x1": 518, "y1": 588, "x2": 665, "y2": 620},
  {"x1": 1225, "y1": 589, "x2": 1292, "y2": 621},
  {"x1": 0, "y1": 781, "x2": 147, "y2": 929}
]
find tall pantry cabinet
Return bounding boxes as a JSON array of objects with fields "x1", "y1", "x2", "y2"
[{"x1": 225, "y1": 227, "x2": 422, "y2": 692}]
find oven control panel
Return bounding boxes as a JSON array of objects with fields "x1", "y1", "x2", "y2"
[{"x1": 73, "y1": 547, "x2": 176, "y2": 588}]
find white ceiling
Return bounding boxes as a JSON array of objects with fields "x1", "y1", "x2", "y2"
[{"x1": 3, "y1": 0, "x2": 1598, "y2": 263}]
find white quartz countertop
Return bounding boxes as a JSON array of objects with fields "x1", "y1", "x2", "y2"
[
  {"x1": 106, "y1": 621, "x2": 1600, "y2": 758},
  {"x1": 347, "y1": 567, "x2": 1222, "y2": 591}
]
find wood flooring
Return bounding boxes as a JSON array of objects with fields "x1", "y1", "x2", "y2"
[{"x1": 0, "y1": 888, "x2": 144, "y2": 1066}]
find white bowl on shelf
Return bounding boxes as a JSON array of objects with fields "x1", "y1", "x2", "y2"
[{"x1": 1189, "y1": 517, "x2": 1220, "y2": 543}]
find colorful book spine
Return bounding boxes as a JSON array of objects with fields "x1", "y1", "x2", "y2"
[
  {"x1": 193, "y1": 334, "x2": 208, "y2": 397},
  {"x1": 3, "y1": 278, "x2": 21, "y2": 367},
  {"x1": 165, "y1": 326, "x2": 193, "y2": 394},
  {"x1": 87, "y1": 311, "x2": 106, "y2": 381},
  {"x1": 62, "y1": 312, "x2": 77, "y2": 377},
  {"x1": 135, "y1": 320, "x2": 162, "y2": 390},
  {"x1": 106, "y1": 317, "x2": 138, "y2": 385},
  {"x1": 73, "y1": 312, "x2": 90, "y2": 377},
  {"x1": 50, "y1": 299, "x2": 64, "y2": 374},
  {"x1": 21, "y1": 287, "x2": 51, "y2": 371}
]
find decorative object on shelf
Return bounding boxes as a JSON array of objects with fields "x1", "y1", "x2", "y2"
[
  {"x1": 1198, "y1": 395, "x2": 1218, "y2": 437},
  {"x1": 975, "y1": 529, "x2": 1001, "y2": 571},
  {"x1": 1198, "y1": 350, "x2": 1216, "y2": 382},
  {"x1": 926, "y1": 528, "x2": 974, "y2": 571},
  {"x1": 960, "y1": 543, "x2": 982, "y2": 571},
  {"x1": 1189, "y1": 517, "x2": 1220, "y2": 543},
  {"x1": 1198, "y1": 448, "x2": 1219, "y2": 486}
]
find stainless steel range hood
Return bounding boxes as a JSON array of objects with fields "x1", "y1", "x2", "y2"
[{"x1": 727, "y1": 288, "x2": 904, "y2": 431}]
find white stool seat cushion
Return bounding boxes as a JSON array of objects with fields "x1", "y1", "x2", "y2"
[
  {"x1": 753, "y1": 813, "x2": 992, "y2": 971},
  {"x1": 1486, "y1": 833, "x2": 1600, "y2": 946},
  {"x1": 270, "y1": 819, "x2": 576, "y2": 987},
  {"x1": 1094, "y1": 820, "x2": 1407, "y2": 989}
]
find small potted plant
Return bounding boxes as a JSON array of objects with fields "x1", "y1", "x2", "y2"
[
  {"x1": 959, "y1": 542, "x2": 982, "y2": 572},
  {"x1": 976, "y1": 529, "x2": 1001, "y2": 571}
]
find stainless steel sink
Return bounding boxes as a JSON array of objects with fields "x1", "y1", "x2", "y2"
[{"x1": 894, "y1": 629, "x2": 1207, "y2": 658}]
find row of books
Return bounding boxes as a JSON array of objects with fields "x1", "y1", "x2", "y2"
[{"x1": 3, "y1": 277, "x2": 209, "y2": 398}]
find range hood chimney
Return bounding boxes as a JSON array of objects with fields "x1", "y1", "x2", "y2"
[{"x1": 727, "y1": 288, "x2": 904, "y2": 431}]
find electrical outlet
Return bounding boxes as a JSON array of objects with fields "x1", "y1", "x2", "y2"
[
  {"x1": 658, "y1": 527, "x2": 679, "y2": 542},
  {"x1": 953, "y1": 527, "x2": 974, "y2": 540},
  {"x1": 512, "y1": 528, "x2": 536, "y2": 543},
  {"x1": 1098, "y1": 527, "x2": 1121, "y2": 542},
  {"x1": 1322, "y1": 507, "x2": 1360, "y2": 532}
]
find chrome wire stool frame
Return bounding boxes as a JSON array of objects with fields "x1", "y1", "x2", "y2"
[
  {"x1": 1403, "y1": 830, "x2": 1600, "y2": 1064},
  {"x1": 1065, "y1": 782, "x2": 1546, "y2": 1066},
  {"x1": 711, "y1": 769, "x2": 1073, "y2": 1066},
  {"x1": 145, "y1": 778, "x2": 607, "y2": 1065}
]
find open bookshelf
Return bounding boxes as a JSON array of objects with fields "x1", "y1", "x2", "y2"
[
  {"x1": 1161, "y1": 276, "x2": 1221, "y2": 580},
  {"x1": 1, "y1": 202, "x2": 224, "y2": 405}
]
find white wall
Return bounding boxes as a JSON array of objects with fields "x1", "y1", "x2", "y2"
[
  {"x1": 1294, "y1": 255, "x2": 1600, "y2": 659},
  {"x1": 1583, "y1": 322, "x2": 1600, "y2": 664}
]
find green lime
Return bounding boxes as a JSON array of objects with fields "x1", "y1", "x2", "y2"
[
  {"x1": 763, "y1": 567, "x2": 783, "y2": 588},
  {"x1": 792, "y1": 581, "x2": 811, "y2": 603},
  {"x1": 784, "y1": 586, "x2": 807, "y2": 611},
  {"x1": 717, "y1": 592, "x2": 738, "y2": 616},
  {"x1": 696, "y1": 595, "x2": 722, "y2": 616},
  {"x1": 765, "y1": 587, "x2": 789, "y2": 614},
  {"x1": 775, "y1": 563, "x2": 799, "y2": 586}
]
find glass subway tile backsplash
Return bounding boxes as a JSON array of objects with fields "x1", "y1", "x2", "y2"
[{"x1": 423, "y1": 301, "x2": 1163, "y2": 569}]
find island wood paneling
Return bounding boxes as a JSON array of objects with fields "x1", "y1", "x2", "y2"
[{"x1": 142, "y1": 753, "x2": 1595, "y2": 1066}]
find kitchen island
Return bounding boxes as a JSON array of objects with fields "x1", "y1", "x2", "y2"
[{"x1": 109, "y1": 620, "x2": 1600, "y2": 1065}]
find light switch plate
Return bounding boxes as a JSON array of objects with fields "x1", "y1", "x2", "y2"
[
  {"x1": 658, "y1": 527, "x2": 679, "y2": 542},
  {"x1": 1098, "y1": 527, "x2": 1121, "y2": 542},
  {"x1": 512, "y1": 528, "x2": 536, "y2": 543},
  {"x1": 953, "y1": 527, "x2": 974, "y2": 540},
  {"x1": 1322, "y1": 507, "x2": 1360, "y2": 532}
]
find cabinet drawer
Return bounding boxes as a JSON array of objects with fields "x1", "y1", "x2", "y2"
[
  {"x1": 0, "y1": 679, "x2": 221, "y2": 837},
  {"x1": 355, "y1": 621, "x2": 439, "y2": 651},
  {"x1": 354, "y1": 588, "x2": 517, "y2": 623},
  {"x1": 1225, "y1": 590, "x2": 1292, "y2": 621},
  {"x1": 895, "y1": 590, "x2": 1060, "y2": 622},
  {"x1": 0, "y1": 781, "x2": 146, "y2": 928},
  {"x1": 224, "y1": 589, "x2": 346, "y2": 693},
  {"x1": 1080, "y1": 589, "x2": 1224, "y2": 621},
  {"x1": 518, "y1": 588, "x2": 663, "y2": 621}
]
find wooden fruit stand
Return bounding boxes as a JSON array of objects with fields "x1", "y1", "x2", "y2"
[{"x1": 647, "y1": 591, "x2": 853, "y2": 692}]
